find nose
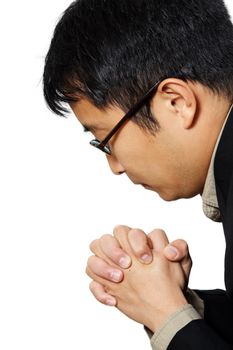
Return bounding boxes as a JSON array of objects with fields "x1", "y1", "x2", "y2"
[{"x1": 106, "y1": 154, "x2": 125, "y2": 175}]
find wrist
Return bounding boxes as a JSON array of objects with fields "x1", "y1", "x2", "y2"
[
  {"x1": 147, "y1": 296, "x2": 188, "y2": 332},
  {"x1": 150, "y1": 304, "x2": 201, "y2": 349}
]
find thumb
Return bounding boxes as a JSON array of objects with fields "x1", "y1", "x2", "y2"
[
  {"x1": 164, "y1": 239, "x2": 192, "y2": 286},
  {"x1": 163, "y1": 244, "x2": 179, "y2": 260},
  {"x1": 163, "y1": 239, "x2": 190, "y2": 262},
  {"x1": 164, "y1": 239, "x2": 192, "y2": 276}
]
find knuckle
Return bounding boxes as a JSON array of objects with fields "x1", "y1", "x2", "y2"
[
  {"x1": 155, "y1": 228, "x2": 166, "y2": 235},
  {"x1": 148, "y1": 228, "x2": 166, "y2": 238},
  {"x1": 173, "y1": 239, "x2": 189, "y2": 253},
  {"x1": 129, "y1": 228, "x2": 147, "y2": 241},
  {"x1": 89, "y1": 239, "x2": 98, "y2": 253},
  {"x1": 104, "y1": 285, "x2": 112, "y2": 294},
  {"x1": 89, "y1": 281, "x2": 95, "y2": 293},
  {"x1": 113, "y1": 225, "x2": 123, "y2": 233},
  {"x1": 129, "y1": 228, "x2": 145, "y2": 235},
  {"x1": 105, "y1": 283, "x2": 117, "y2": 294},
  {"x1": 100, "y1": 233, "x2": 112, "y2": 241},
  {"x1": 113, "y1": 225, "x2": 130, "y2": 236},
  {"x1": 86, "y1": 266, "x2": 92, "y2": 278},
  {"x1": 180, "y1": 239, "x2": 189, "y2": 252},
  {"x1": 99, "y1": 235, "x2": 122, "y2": 261},
  {"x1": 179, "y1": 239, "x2": 188, "y2": 246},
  {"x1": 99, "y1": 234, "x2": 115, "y2": 252},
  {"x1": 87, "y1": 255, "x2": 95, "y2": 267},
  {"x1": 133, "y1": 246, "x2": 147, "y2": 257},
  {"x1": 89, "y1": 282, "x2": 115, "y2": 305}
]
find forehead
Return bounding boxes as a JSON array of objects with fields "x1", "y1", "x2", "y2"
[{"x1": 70, "y1": 99, "x2": 125, "y2": 131}]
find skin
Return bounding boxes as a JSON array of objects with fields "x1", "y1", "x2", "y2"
[
  {"x1": 71, "y1": 78, "x2": 231, "y2": 329},
  {"x1": 89, "y1": 227, "x2": 192, "y2": 309},
  {"x1": 87, "y1": 227, "x2": 189, "y2": 332},
  {"x1": 71, "y1": 79, "x2": 229, "y2": 201}
]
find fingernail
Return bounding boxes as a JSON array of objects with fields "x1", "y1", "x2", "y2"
[
  {"x1": 106, "y1": 298, "x2": 116, "y2": 306},
  {"x1": 140, "y1": 254, "x2": 152, "y2": 263},
  {"x1": 119, "y1": 256, "x2": 131, "y2": 268},
  {"x1": 110, "y1": 270, "x2": 122, "y2": 282},
  {"x1": 167, "y1": 246, "x2": 178, "y2": 259}
]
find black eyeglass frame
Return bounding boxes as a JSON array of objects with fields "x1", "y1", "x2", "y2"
[{"x1": 89, "y1": 79, "x2": 163, "y2": 155}]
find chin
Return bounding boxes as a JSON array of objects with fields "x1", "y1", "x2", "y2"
[
  {"x1": 158, "y1": 188, "x2": 198, "y2": 202},
  {"x1": 157, "y1": 189, "x2": 182, "y2": 202},
  {"x1": 143, "y1": 183, "x2": 194, "y2": 201},
  {"x1": 142, "y1": 185, "x2": 175, "y2": 201}
]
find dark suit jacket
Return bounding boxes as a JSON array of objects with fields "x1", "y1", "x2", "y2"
[{"x1": 168, "y1": 107, "x2": 233, "y2": 349}]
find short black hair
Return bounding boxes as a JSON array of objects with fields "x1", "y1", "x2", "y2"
[{"x1": 43, "y1": 0, "x2": 233, "y2": 132}]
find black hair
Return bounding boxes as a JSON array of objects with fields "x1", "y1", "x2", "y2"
[{"x1": 43, "y1": 0, "x2": 233, "y2": 132}]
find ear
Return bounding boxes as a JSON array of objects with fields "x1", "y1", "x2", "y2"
[{"x1": 156, "y1": 78, "x2": 197, "y2": 129}]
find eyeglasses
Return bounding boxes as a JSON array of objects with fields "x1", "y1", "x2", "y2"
[{"x1": 90, "y1": 79, "x2": 162, "y2": 155}]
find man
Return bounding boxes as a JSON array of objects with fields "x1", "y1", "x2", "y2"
[{"x1": 43, "y1": 0, "x2": 233, "y2": 348}]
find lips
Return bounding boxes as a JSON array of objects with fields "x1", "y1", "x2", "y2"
[
  {"x1": 142, "y1": 184, "x2": 151, "y2": 189},
  {"x1": 129, "y1": 177, "x2": 151, "y2": 190}
]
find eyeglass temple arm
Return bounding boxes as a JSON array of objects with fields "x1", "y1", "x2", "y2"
[{"x1": 99, "y1": 79, "x2": 162, "y2": 146}]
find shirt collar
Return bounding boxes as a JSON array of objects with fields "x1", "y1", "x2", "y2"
[{"x1": 202, "y1": 104, "x2": 233, "y2": 222}]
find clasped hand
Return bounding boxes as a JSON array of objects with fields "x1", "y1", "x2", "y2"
[{"x1": 86, "y1": 226, "x2": 192, "y2": 332}]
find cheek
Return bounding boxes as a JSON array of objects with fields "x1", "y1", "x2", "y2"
[
  {"x1": 117, "y1": 149, "x2": 149, "y2": 171},
  {"x1": 114, "y1": 128, "x2": 171, "y2": 178}
]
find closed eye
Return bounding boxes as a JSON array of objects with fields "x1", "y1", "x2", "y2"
[{"x1": 83, "y1": 126, "x2": 90, "y2": 133}]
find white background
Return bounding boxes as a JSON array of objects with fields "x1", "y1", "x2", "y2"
[{"x1": 0, "y1": 1, "x2": 232, "y2": 349}]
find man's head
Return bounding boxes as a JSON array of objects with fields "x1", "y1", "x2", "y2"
[{"x1": 43, "y1": 0, "x2": 233, "y2": 201}]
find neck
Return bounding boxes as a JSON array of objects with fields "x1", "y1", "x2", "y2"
[{"x1": 187, "y1": 85, "x2": 232, "y2": 196}]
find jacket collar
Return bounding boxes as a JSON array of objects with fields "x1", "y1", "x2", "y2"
[
  {"x1": 214, "y1": 104, "x2": 233, "y2": 214},
  {"x1": 202, "y1": 105, "x2": 233, "y2": 221}
]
